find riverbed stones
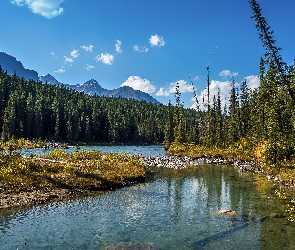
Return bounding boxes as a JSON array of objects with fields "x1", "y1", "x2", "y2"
[
  {"x1": 139, "y1": 155, "x2": 234, "y2": 169},
  {"x1": 139, "y1": 155, "x2": 200, "y2": 169}
]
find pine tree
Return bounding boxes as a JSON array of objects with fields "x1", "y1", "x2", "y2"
[
  {"x1": 189, "y1": 74, "x2": 201, "y2": 144},
  {"x1": 174, "y1": 82, "x2": 186, "y2": 143},
  {"x1": 240, "y1": 79, "x2": 250, "y2": 137},
  {"x1": 228, "y1": 77, "x2": 240, "y2": 144},
  {"x1": 249, "y1": 0, "x2": 295, "y2": 105},
  {"x1": 2, "y1": 94, "x2": 16, "y2": 140},
  {"x1": 164, "y1": 100, "x2": 174, "y2": 147},
  {"x1": 25, "y1": 92, "x2": 34, "y2": 139},
  {"x1": 203, "y1": 66, "x2": 212, "y2": 147},
  {"x1": 215, "y1": 89, "x2": 223, "y2": 147},
  {"x1": 174, "y1": 102, "x2": 186, "y2": 143}
]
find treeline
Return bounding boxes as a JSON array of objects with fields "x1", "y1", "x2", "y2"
[
  {"x1": 0, "y1": 0, "x2": 294, "y2": 168},
  {"x1": 166, "y1": 0, "x2": 295, "y2": 169},
  {"x1": 164, "y1": 75, "x2": 254, "y2": 148},
  {"x1": 0, "y1": 68, "x2": 199, "y2": 144},
  {"x1": 165, "y1": 61, "x2": 295, "y2": 168}
]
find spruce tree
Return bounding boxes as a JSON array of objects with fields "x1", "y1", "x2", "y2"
[
  {"x1": 249, "y1": 0, "x2": 295, "y2": 105},
  {"x1": 228, "y1": 77, "x2": 240, "y2": 144},
  {"x1": 164, "y1": 100, "x2": 174, "y2": 147},
  {"x1": 240, "y1": 79, "x2": 250, "y2": 137},
  {"x1": 173, "y1": 82, "x2": 186, "y2": 143},
  {"x1": 215, "y1": 89, "x2": 223, "y2": 147}
]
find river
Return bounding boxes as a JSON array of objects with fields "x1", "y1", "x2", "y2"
[{"x1": 1, "y1": 145, "x2": 295, "y2": 249}]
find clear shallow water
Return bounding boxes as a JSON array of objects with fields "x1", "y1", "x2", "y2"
[
  {"x1": 21, "y1": 145, "x2": 168, "y2": 157},
  {"x1": 1, "y1": 146, "x2": 295, "y2": 250}
]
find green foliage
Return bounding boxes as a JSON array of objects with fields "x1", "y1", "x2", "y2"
[
  {"x1": 164, "y1": 100, "x2": 174, "y2": 148},
  {"x1": 0, "y1": 0, "x2": 295, "y2": 180},
  {"x1": 0, "y1": 68, "x2": 174, "y2": 144},
  {"x1": 166, "y1": 0, "x2": 295, "y2": 180}
]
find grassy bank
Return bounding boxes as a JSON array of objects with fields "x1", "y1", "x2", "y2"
[
  {"x1": 0, "y1": 148, "x2": 145, "y2": 209},
  {"x1": 167, "y1": 141, "x2": 295, "y2": 188}
]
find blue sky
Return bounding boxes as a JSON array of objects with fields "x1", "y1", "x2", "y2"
[{"x1": 1, "y1": 0, "x2": 295, "y2": 108}]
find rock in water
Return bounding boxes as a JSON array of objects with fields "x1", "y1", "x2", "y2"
[
  {"x1": 218, "y1": 209, "x2": 238, "y2": 217},
  {"x1": 102, "y1": 242, "x2": 158, "y2": 250}
]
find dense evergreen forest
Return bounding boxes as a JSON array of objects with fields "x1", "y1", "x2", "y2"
[
  {"x1": 0, "y1": 0, "x2": 295, "y2": 170},
  {"x1": 168, "y1": 0, "x2": 295, "y2": 170},
  {"x1": 0, "y1": 67, "x2": 200, "y2": 144}
]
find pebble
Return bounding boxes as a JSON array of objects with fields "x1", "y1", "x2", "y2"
[{"x1": 138, "y1": 155, "x2": 233, "y2": 169}]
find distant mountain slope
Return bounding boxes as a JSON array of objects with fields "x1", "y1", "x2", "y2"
[
  {"x1": 101, "y1": 86, "x2": 160, "y2": 104},
  {"x1": 74, "y1": 79, "x2": 107, "y2": 95},
  {"x1": 0, "y1": 52, "x2": 160, "y2": 104},
  {"x1": 39, "y1": 75, "x2": 160, "y2": 104},
  {"x1": 39, "y1": 74, "x2": 65, "y2": 86},
  {"x1": 0, "y1": 52, "x2": 39, "y2": 81}
]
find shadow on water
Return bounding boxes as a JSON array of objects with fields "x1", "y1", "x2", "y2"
[{"x1": 191, "y1": 217, "x2": 262, "y2": 249}]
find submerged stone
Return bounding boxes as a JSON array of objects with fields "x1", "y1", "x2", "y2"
[{"x1": 218, "y1": 209, "x2": 238, "y2": 217}]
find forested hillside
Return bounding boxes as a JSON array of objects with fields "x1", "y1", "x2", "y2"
[
  {"x1": 0, "y1": 0, "x2": 294, "y2": 171},
  {"x1": 0, "y1": 68, "x2": 198, "y2": 144},
  {"x1": 167, "y1": 0, "x2": 295, "y2": 171}
]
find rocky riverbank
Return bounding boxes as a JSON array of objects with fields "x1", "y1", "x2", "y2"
[
  {"x1": 141, "y1": 155, "x2": 238, "y2": 169},
  {"x1": 140, "y1": 154, "x2": 295, "y2": 188}
]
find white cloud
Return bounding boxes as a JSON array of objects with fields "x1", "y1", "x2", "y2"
[
  {"x1": 133, "y1": 45, "x2": 149, "y2": 53},
  {"x1": 219, "y1": 70, "x2": 231, "y2": 77},
  {"x1": 64, "y1": 56, "x2": 73, "y2": 63},
  {"x1": 173, "y1": 80, "x2": 194, "y2": 93},
  {"x1": 50, "y1": 52, "x2": 55, "y2": 55},
  {"x1": 11, "y1": 0, "x2": 23, "y2": 5},
  {"x1": 54, "y1": 67, "x2": 65, "y2": 73},
  {"x1": 194, "y1": 75, "x2": 200, "y2": 81},
  {"x1": 86, "y1": 64, "x2": 95, "y2": 70},
  {"x1": 121, "y1": 76, "x2": 156, "y2": 94},
  {"x1": 244, "y1": 75, "x2": 260, "y2": 90},
  {"x1": 115, "y1": 40, "x2": 122, "y2": 53},
  {"x1": 54, "y1": 48, "x2": 81, "y2": 73},
  {"x1": 156, "y1": 87, "x2": 170, "y2": 97},
  {"x1": 219, "y1": 70, "x2": 238, "y2": 78},
  {"x1": 70, "y1": 49, "x2": 79, "y2": 58},
  {"x1": 191, "y1": 80, "x2": 232, "y2": 110},
  {"x1": 149, "y1": 34, "x2": 165, "y2": 47},
  {"x1": 190, "y1": 76, "x2": 259, "y2": 110},
  {"x1": 61, "y1": 49, "x2": 79, "y2": 66},
  {"x1": 11, "y1": 0, "x2": 65, "y2": 19},
  {"x1": 190, "y1": 76, "x2": 260, "y2": 110},
  {"x1": 94, "y1": 53, "x2": 114, "y2": 65},
  {"x1": 156, "y1": 80, "x2": 194, "y2": 97},
  {"x1": 81, "y1": 45, "x2": 94, "y2": 52}
]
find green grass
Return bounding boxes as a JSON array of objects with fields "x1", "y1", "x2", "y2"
[{"x1": 167, "y1": 140, "x2": 295, "y2": 186}]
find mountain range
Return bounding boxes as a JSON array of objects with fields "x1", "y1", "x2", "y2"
[{"x1": 0, "y1": 52, "x2": 160, "y2": 104}]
